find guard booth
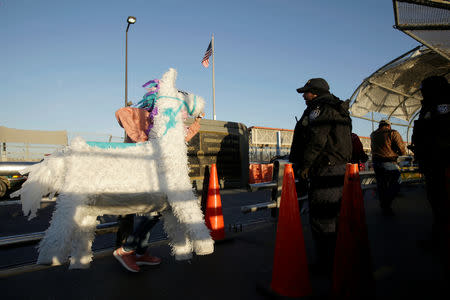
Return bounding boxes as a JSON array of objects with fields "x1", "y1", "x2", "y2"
[{"x1": 184, "y1": 119, "x2": 249, "y2": 191}]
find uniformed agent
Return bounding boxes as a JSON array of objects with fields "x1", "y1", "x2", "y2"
[
  {"x1": 289, "y1": 78, "x2": 352, "y2": 274},
  {"x1": 410, "y1": 75, "x2": 450, "y2": 259}
]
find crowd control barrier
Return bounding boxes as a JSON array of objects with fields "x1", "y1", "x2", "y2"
[{"x1": 242, "y1": 161, "x2": 424, "y2": 217}]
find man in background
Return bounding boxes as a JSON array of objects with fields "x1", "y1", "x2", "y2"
[
  {"x1": 351, "y1": 133, "x2": 369, "y2": 170},
  {"x1": 370, "y1": 120, "x2": 406, "y2": 216}
]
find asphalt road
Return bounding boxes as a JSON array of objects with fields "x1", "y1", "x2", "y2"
[
  {"x1": 1, "y1": 184, "x2": 449, "y2": 299},
  {"x1": 0, "y1": 189, "x2": 274, "y2": 268}
]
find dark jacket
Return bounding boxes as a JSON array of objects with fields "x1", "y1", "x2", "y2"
[
  {"x1": 411, "y1": 104, "x2": 450, "y2": 166},
  {"x1": 411, "y1": 75, "x2": 450, "y2": 166},
  {"x1": 351, "y1": 133, "x2": 368, "y2": 164},
  {"x1": 289, "y1": 93, "x2": 352, "y2": 173}
]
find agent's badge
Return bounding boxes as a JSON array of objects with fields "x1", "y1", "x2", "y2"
[
  {"x1": 437, "y1": 104, "x2": 449, "y2": 115},
  {"x1": 309, "y1": 107, "x2": 321, "y2": 120}
]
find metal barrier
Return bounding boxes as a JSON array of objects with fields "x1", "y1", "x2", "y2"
[
  {"x1": 0, "y1": 197, "x2": 56, "y2": 206},
  {"x1": 242, "y1": 160, "x2": 289, "y2": 217},
  {"x1": 241, "y1": 195, "x2": 309, "y2": 214},
  {"x1": 0, "y1": 167, "x2": 423, "y2": 252},
  {"x1": 242, "y1": 163, "x2": 423, "y2": 215},
  {"x1": 0, "y1": 222, "x2": 120, "y2": 250},
  {"x1": 0, "y1": 204, "x2": 161, "y2": 250}
]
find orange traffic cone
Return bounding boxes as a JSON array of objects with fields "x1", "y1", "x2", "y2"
[
  {"x1": 270, "y1": 164, "x2": 312, "y2": 298},
  {"x1": 332, "y1": 163, "x2": 374, "y2": 298},
  {"x1": 205, "y1": 163, "x2": 225, "y2": 241}
]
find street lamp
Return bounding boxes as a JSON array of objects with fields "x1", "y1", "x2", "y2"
[
  {"x1": 125, "y1": 16, "x2": 136, "y2": 107},
  {"x1": 127, "y1": 16, "x2": 136, "y2": 25}
]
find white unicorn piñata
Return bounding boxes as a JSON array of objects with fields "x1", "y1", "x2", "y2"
[{"x1": 14, "y1": 68, "x2": 214, "y2": 269}]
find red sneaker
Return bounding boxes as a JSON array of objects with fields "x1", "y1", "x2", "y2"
[
  {"x1": 113, "y1": 247, "x2": 140, "y2": 272},
  {"x1": 135, "y1": 252, "x2": 162, "y2": 266}
]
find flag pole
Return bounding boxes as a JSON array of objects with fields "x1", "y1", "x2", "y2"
[{"x1": 212, "y1": 34, "x2": 216, "y2": 120}]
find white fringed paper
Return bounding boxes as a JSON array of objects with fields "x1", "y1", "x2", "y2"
[{"x1": 14, "y1": 69, "x2": 214, "y2": 269}]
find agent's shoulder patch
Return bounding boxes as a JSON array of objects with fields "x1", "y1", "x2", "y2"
[
  {"x1": 437, "y1": 104, "x2": 449, "y2": 115},
  {"x1": 309, "y1": 107, "x2": 321, "y2": 120}
]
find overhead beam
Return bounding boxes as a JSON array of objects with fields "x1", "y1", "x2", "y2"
[
  {"x1": 350, "y1": 114, "x2": 415, "y2": 127},
  {"x1": 389, "y1": 95, "x2": 409, "y2": 120},
  {"x1": 367, "y1": 80, "x2": 423, "y2": 101},
  {"x1": 395, "y1": 25, "x2": 450, "y2": 30}
]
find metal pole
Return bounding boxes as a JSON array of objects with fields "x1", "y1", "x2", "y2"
[
  {"x1": 125, "y1": 23, "x2": 130, "y2": 107},
  {"x1": 124, "y1": 21, "x2": 132, "y2": 142},
  {"x1": 0, "y1": 222, "x2": 121, "y2": 250},
  {"x1": 351, "y1": 114, "x2": 412, "y2": 128},
  {"x1": 1, "y1": 143, "x2": 6, "y2": 162},
  {"x1": 25, "y1": 143, "x2": 29, "y2": 161},
  {"x1": 371, "y1": 112, "x2": 374, "y2": 132},
  {"x1": 212, "y1": 34, "x2": 216, "y2": 120},
  {"x1": 276, "y1": 131, "x2": 281, "y2": 156}
]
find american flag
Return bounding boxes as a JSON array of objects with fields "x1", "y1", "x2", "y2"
[{"x1": 201, "y1": 41, "x2": 212, "y2": 68}]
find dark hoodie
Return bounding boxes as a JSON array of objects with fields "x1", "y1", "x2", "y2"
[
  {"x1": 289, "y1": 93, "x2": 352, "y2": 173},
  {"x1": 411, "y1": 75, "x2": 450, "y2": 165}
]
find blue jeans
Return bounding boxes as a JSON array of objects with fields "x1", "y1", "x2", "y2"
[{"x1": 122, "y1": 215, "x2": 160, "y2": 255}]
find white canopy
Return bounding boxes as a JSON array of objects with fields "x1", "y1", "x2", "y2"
[
  {"x1": 350, "y1": 0, "x2": 450, "y2": 123},
  {"x1": 350, "y1": 46, "x2": 450, "y2": 122}
]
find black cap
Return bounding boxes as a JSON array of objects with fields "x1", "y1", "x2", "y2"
[
  {"x1": 297, "y1": 78, "x2": 330, "y2": 94},
  {"x1": 420, "y1": 75, "x2": 448, "y2": 92},
  {"x1": 379, "y1": 119, "x2": 391, "y2": 126}
]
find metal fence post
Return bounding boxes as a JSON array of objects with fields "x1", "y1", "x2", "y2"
[
  {"x1": 25, "y1": 143, "x2": 29, "y2": 161},
  {"x1": 276, "y1": 131, "x2": 281, "y2": 156},
  {"x1": 1, "y1": 143, "x2": 6, "y2": 161},
  {"x1": 271, "y1": 159, "x2": 287, "y2": 218}
]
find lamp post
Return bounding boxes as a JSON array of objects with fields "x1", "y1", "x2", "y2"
[{"x1": 125, "y1": 16, "x2": 136, "y2": 107}]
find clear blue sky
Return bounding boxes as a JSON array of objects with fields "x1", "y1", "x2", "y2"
[{"x1": 1, "y1": 0, "x2": 419, "y2": 139}]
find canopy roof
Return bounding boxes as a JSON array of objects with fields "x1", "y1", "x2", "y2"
[
  {"x1": 393, "y1": 0, "x2": 450, "y2": 61},
  {"x1": 350, "y1": 46, "x2": 450, "y2": 122},
  {"x1": 350, "y1": 1, "x2": 449, "y2": 123}
]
